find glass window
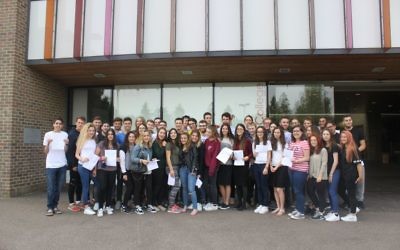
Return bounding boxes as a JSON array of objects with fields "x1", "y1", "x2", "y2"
[
  {"x1": 268, "y1": 84, "x2": 334, "y2": 123},
  {"x1": 163, "y1": 84, "x2": 213, "y2": 128},
  {"x1": 83, "y1": 0, "x2": 106, "y2": 56},
  {"x1": 28, "y1": 0, "x2": 46, "y2": 60},
  {"x1": 215, "y1": 83, "x2": 267, "y2": 127},
  {"x1": 70, "y1": 88, "x2": 113, "y2": 125},
  {"x1": 113, "y1": 85, "x2": 161, "y2": 123},
  {"x1": 55, "y1": 0, "x2": 76, "y2": 58}
]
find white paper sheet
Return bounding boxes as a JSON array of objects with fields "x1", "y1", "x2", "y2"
[
  {"x1": 105, "y1": 150, "x2": 117, "y2": 167},
  {"x1": 52, "y1": 139, "x2": 65, "y2": 150},
  {"x1": 196, "y1": 177, "x2": 203, "y2": 188},
  {"x1": 82, "y1": 154, "x2": 99, "y2": 171},
  {"x1": 284, "y1": 148, "x2": 294, "y2": 159},
  {"x1": 147, "y1": 160, "x2": 159, "y2": 171},
  {"x1": 282, "y1": 157, "x2": 293, "y2": 168},
  {"x1": 216, "y1": 147, "x2": 233, "y2": 164},
  {"x1": 168, "y1": 174, "x2": 175, "y2": 186},
  {"x1": 233, "y1": 150, "x2": 245, "y2": 166}
]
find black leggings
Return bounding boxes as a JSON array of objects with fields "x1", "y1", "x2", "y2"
[
  {"x1": 68, "y1": 167, "x2": 82, "y2": 204},
  {"x1": 97, "y1": 170, "x2": 116, "y2": 208},
  {"x1": 116, "y1": 167, "x2": 123, "y2": 202},
  {"x1": 339, "y1": 171, "x2": 358, "y2": 214},
  {"x1": 123, "y1": 171, "x2": 134, "y2": 207},
  {"x1": 306, "y1": 177, "x2": 327, "y2": 210},
  {"x1": 152, "y1": 168, "x2": 166, "y2": 206}
]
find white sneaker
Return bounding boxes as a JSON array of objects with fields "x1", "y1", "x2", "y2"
[
  {"x1": 254, "y1": 205, "x2": 263, "y2": 214},
  {"x1": 341, "y1": 213, "x2": 357, "y2": 222},
  {"x1": 197, "y1": 203, "x2": 203, "y2": 212},
  {"x1": 188, "y1": 203, "x2": 193, "y2": 210},
  {"x1": 259, "y1": 206, "x2": 269, "y2": 214},
  {"x1": 93, "y1": 202, "x2": 99, "y2": 211},
  {"x1": 204, "y1": 203, "x2": 212, "y2": 211},
  {"x1": 325, "y1": 212, "x2": 340, "y2": 222},
  {"x1": 210, "y1": 204, "x2": 218, "y2": 211},
  {"x1": 97, "y1": 208, "x2": 104, "y2": 217},
  {"x1": 105, "y1": 206, "x2": 113, "y2": 215},
  {"x1": 84, "y1": 207, "x2": 96, "y2": 215},
  {"x1": 356, "y1": 207, "x2": 361, "y2": 214},
  {"x1": 147, "y1": 205, "x2": 157, "y2": 213}
]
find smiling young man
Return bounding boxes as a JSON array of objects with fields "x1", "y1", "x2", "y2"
[{"x1": 43, "y1": 118, "x2": 69, "y2": 216}]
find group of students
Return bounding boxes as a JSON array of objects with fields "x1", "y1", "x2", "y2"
[{"x1": 43, "y1": 112, "x2": 365, "y2": 222}]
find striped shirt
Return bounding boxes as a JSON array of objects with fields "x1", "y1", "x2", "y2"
[{"x1": 289, "y1": 140, "x2": 310, "y2": 173}]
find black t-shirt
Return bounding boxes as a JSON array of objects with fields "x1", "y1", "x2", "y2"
[
  {"x1": 325, "y1": 143, "x2": 340, "y2": 173},
  {"x1": 339, "y1": 146, "x2": 360, "y2": 178},
  {"x1": 347, "y1": 126, "x2": 365, "y2": 158}
]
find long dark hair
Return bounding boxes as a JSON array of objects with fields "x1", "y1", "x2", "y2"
[
  {"x1": 167, "y1": 128, "x2": 180, "y2": 154},
  {"x1": 254, "y1": 126, "x2": 267, "y2": 145},
  {"x1": 234, "y1": 123, "x2": 246, "y2": 150},
  {"x1": 105, "y1": 129, "x2": 118, "y2": 149},
  {"x1": 321, "y1": 129, "x2": 334, "y2": 152},
  {"x1": 271, "y1": 127, "x2": 286, "y2": 151},
  {"x1": 156, "y1": 128, "x2": 167, "y2": 147},
  {"x1": 123, "y1": 131, "x2": 136, "y2": 152},
  {"x1": 220, "y1": 123, "x2": 234, "y2": 141}
]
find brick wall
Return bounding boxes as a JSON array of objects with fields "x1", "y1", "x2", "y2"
[{"x1": 0, "y1": 0, "x2": 67, "y2": 197}]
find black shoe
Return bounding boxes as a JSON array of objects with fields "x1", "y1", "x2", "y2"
[
  {"x1": 305, "y1": 206, "x2": 315, "y2": 215},
  {"x1": 220, "y1": 204, "x2": 229, "y2": 210}
]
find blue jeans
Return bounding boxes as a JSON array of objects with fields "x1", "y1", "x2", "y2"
[
  {"x1": 78, "y1": 164, "x2": 92, "y2": 205},
  {"x1": 179, "y1": 166, "x2": 198, "y2": 209},
  {"x1": 291, "y1": 170, "x2": 308, "y2": 214},
  {"x1": 328, "y1": 169, "x2": 341, "y2": 213},
  {"x1": 253, "y1": 164, "x2": 269, "y2": 206},
  {"x1": 46, "y1": 166, "x2": 66, "y2": 209}
]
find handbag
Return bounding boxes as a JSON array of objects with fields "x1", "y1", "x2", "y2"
[{"x1": 131, "y1": 147, "x2": 148, "y2": 173}]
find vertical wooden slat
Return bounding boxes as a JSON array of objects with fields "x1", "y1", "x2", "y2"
[
  {"x1": 104, "y1": 0, "x2": 113, "y2": 57},
  {"x1": 308, "y1": 0, "x2": 316, "y2": 50},
  {"x1": 74, "y1": 0, "x2": 84, "y2": 59},
  {"x1": 44, "y1": 0, "x2": 56, "y2": 60},
  {"x1": 344, "y1": 0, "x2": 353, "y2": 49},
  {"x1": 274, "y1": 0, "x2": 279, "y2": 50},
  {"x1": 170, "y1": 0, "x2": 177, "y2": 53},
  {"x1": 136, "y1": 0, "x2": 145, "y2": 54},
  {"x1": 382, "y1": 0, "x2": 391, "y2": 49},
  {"x1": 205, "y1": 0, "x2": 209, "y2": 52}
]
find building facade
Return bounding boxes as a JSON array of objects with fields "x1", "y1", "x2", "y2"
[{"x1": 1, "y1": 0, "x2": 400, "y2": 197}]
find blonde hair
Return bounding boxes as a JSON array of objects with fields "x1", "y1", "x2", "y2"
[
  {"x1": 76, "y1": 123, "x2": 95, "y2": 151},
  {"x1": 138, "y1": 130, "x2": 152, "y2": 148}
]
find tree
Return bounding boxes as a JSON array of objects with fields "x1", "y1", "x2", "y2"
[
  {"x1": 278, "y1": 92, "x2": 291, "y2": 114},
  {"x1": 140, "y1": 102, "x2": 151, "y2": 119},
  {"x1": 295, "y1": 85, "x2": 326, "y2": 114}
]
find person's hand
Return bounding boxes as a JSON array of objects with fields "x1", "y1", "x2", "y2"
[
  {"x1": 47, "y1": 139, "x2": 53, "y2": 145},
  {"x1": 162, "y1": 141, "x2": 167, "y2": 147},
  {"x1": 92, "y1": 169, "x2": 97, "y2": 177},
  {"x1": 328, "y1": 174, "x2": 333, "y2": 183},
  {"x1": 170, "y1": 170, "x2": 175, "y2": 177},
  {"x1": 123, "y1": 175, "x2": 128, "y2": 181},
  {"x1": 355, "y1": 176, "x2": 363, "y2": 184},
  {"x1": 270, "y1": 166, "x2": 276, "y2": 173},
  {"x1": 262, "y1": 167, "x2": 269, "y2": 175},
  {"x1": 64, "y1": 139, "x2": 69, "y2": 144},
  {"x1": 141, "y1": 159, "x2": 149, "y2": 165},
  {"x1": 316, "y1": 177, "x2": 322, "y2": 183},
  {"x1": 81, "y1": 157, "x2": 89, "y2": 163},
  {"x1": 72, "y1": 166, "x2": 78, "y2": 172}
]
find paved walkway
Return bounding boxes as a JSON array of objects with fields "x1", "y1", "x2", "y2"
[{"x1": 1, "y1": 164, "x2": 399, "y2": 250}]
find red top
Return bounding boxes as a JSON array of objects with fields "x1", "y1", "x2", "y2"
[
  {"x1": 204, "y1": 138, "x2": 221, "y2": 176},
  {"x1": 233, "y1": 138, "x2": 253, "y2": 167},
  {"x1": 289, "y1": 140, "x2": 310, "y2": 173}
]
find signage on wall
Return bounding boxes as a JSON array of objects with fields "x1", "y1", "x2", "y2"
[{"x1": 23, "y1": 128, "x2": 41, "y2": 144}]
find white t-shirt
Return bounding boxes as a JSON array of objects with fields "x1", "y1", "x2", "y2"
[
  {"x1": 253, "y1": 141, "x2": 272, "y2": 164},
  {"x1": 78, "y1": 139, "x2": 97, "y2": 165},
  {"x1": 43, "y1": 131, "x2": 68, "y2": 168},
  {"x1": 271, "y1": 142, "x2": 287, "y2": 167}
]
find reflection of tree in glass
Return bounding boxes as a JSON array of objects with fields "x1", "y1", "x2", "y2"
[
  {"x1": 140, "y1": 102, "x2": 151, "y2": 119},
  {"x1": 269, "y1": 93, "x2": 291, "y2": 115},
  {"x1": 174, "y1": 104, "x2": 185, "y2": 120},
  {"x1": 295, "y1": 86, "x2": 331, "y2": 114},
  {"x1": 88, "y1": 89, "x2": 112, "y2": 121}
]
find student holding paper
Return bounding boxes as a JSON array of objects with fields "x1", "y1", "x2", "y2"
[
  {"x1": 178, "y1": 133, "x2": 199, "y2": 215},
  {"x1": 152, "y1": 128, "x2": 168, "y2": 211},
  {"x1": 233, "y1": 124, "x2": 253, "y2": 211},
  {"x1": 218, "y1": 124, "x2": 234, "y2": 210},
  {"x1": 288, "y1": 125, "x2": 310, "y2": 220},
  {"x1": 191, "y1": 130, "x2": 206, "y2": 209},
  {"x1": 75, "y1": 123, "x2": 98, "y2": 215},
  {"x1": 95, "y1": 129, "x2": 118, "y2": 217},
  {"x1": 270, "y1": 127, "x2": 289, "y2": 216},
  {"x1": 252, "y1": 126, "x2": 272, "y2": 214},
  {"x1": 166, "y1": 128, "x2": 182, "y2": 214},
  {"x1": 203, "y1": 125, "x2": 221, "y2": 211},
  {"x1": 43, "y1": 118, "x2": 68, "y2": 216}
]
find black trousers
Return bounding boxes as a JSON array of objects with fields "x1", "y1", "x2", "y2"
[
  {"x1": 306, "y1": 177, "x2": 328, "y2": 210},
  {"x1": 339, "y1": 170, "x2": 358, "y2": 214},
  {"x1": 97, "y1": 170, "x2": 116, "y2": 208},
  {"x1": 123, "y1": 171, "x2": 134, "y2": 207},
  {"x1": 68, "y1": 167, "x2": 82, "y2": 204},
  {"x1": 132, "y1": 172, "x2": 153, "y2": 206},
  {"x1": 151, "y1": 168, "x2": 167, "y2": 206}
]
